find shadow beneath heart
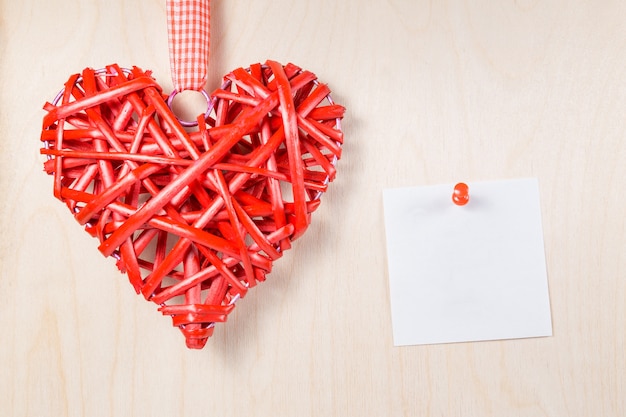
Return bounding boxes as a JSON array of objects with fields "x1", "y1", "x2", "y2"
[{"x1": 206, "y1": 95, "x2": 363, "y2": 360}]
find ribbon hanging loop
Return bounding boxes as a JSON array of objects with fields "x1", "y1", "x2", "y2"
[{"x1": 167, "y1": 0, "x2": 211, "y2": 92}]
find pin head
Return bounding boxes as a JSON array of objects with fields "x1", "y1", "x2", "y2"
[{"x1": 452, "y1": 182, "x2": 469, "y2": 206}]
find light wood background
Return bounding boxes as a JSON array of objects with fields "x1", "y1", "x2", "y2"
[{"x1": 1, "y1": 1, "x2": 625, "y2": 416}]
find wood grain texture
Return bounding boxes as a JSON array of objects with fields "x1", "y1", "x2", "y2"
[{"x1": 1, "y1": 0, "x2": 624, "y2": 416}]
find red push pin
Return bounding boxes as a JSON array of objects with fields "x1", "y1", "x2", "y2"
[{"x1": 452, "y1": 182, "x2": 470, "y2": 206}]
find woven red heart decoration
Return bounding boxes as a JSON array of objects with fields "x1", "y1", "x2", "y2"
[{"x1": 41, "y1": 61, "x2": 344, "y2": 348}]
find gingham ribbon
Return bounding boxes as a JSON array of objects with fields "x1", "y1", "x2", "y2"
[{"x1": 167, "y1": 0, "x2": 210, "y2": 92}]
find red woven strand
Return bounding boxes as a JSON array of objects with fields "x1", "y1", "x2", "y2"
[
  {"x1": 167, "y1": 0, "x2": 211, "y2": 91},
  {"x1": 41, "y1": 62, "x2": 345, "y2": 348}
]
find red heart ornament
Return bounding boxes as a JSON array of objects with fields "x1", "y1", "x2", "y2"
[{"x1": 41, "y1": 61, "x2": 345, "y2": 349}]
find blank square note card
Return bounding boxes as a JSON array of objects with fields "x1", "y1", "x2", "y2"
[{"x1": 382, "y1": 178, "x2": 552, "y2": 346}]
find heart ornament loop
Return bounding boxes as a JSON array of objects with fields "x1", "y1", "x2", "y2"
[{"x1": 40, "y1": 61, "x2": 345, "y2": 348}]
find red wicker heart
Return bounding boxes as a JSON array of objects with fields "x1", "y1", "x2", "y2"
[{"x1": 40, "y1": 61, "x2": 344, "y2": 348}]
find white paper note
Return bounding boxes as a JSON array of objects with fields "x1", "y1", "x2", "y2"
[{"x1": 383, "y1": 178, "x2": 552, "y2": 346}]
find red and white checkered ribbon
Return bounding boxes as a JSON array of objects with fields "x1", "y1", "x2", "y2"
[{"x1": 167, "y1": 0, "x2": 210, "y2": 92}]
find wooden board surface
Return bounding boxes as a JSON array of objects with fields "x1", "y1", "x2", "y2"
[{"x1": 1, "y1": 1, "x2": 624, "y2": 416}]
